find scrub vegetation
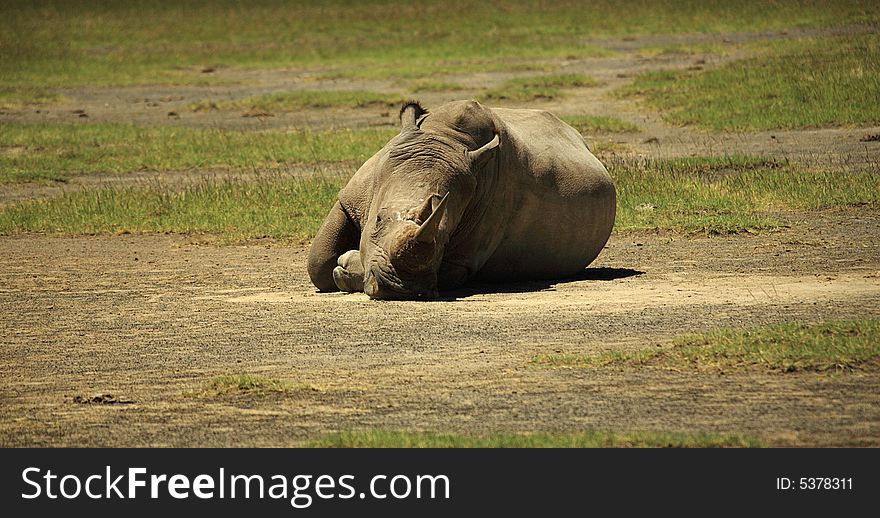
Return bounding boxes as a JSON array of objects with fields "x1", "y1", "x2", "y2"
[
  {"x1": 6, "y1": 0, "x2": 871, "y2": 92},
  {"x1": 532, "y1": 320, "x2": 880, "y2": 373},
  {"x1": 480, "y1": 74, "x2": 598, "y2": 102},
  {"x1": 0, "y1": 123, "x2": 395, "y2": 183},
  {"x1": 4, "y1": 154, "x2": 876, "y2": 240},
  {"x1": 619, "y1": 34, "x2": 880, "y2": 130}
]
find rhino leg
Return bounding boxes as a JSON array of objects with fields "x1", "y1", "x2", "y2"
[
  {"x1": 332, "y1": 250, "x2": 364, "y2": 292},
  {"x1": 307, "y1": 201, "x2": 361, "y2": 292},
  {"x1": 438, "y1": 261, "x2": 470, "y2": 290}
]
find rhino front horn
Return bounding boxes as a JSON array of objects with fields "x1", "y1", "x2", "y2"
[{"x1": 415, "y1": 192, "x2": 450, "y2": 243}]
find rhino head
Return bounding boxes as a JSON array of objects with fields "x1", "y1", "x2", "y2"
[{"x1": 340, "y1": 101, "x2": 499, "y2": 300}]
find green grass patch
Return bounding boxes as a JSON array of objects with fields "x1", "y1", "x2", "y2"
[
  {"x1": 480, "y1": 74, "x2": 597, "y2": 102},
  {"x1": 306, "y1": 429, "x2": 760, "y2": 448},
  {"x1": 0, "y1": 122, "x2": 396, "y2": 183},
  {"x1": 2, "y1": 153, "x2": 877, "y2": 240},
  {"x1": 189, "y1": 90, "x2": 404, "y2": 113},
  {"x1": 533, "y1": 320, "x2": 880, "y2": 373},
  {"x1": 619, "y1": 34, "x2": 880, "y2": 130},
  {"x1": 188, "y1": 374, "x2": 315, "y2": 398},
  {"x1": 562, "y1": 115, "x2": 640, "y2": 133},
  {"x1": 3, "y1": 0, "x2": 874, "y2": 95},
  {"x1": 0, "y1": 175, "x2": 344, "y2": 243},
  {"x1": 588, "y1": 140, "x2": 631, "y2": 156},
  {"x1": 610, "y1": 155, "x2": 880, "y2": 233},
  {"x1": 406, "y1": 80, "x2": 467, "y2": 93},
  {"x1": 0, "y1": 88, "x2": 66, "y2": 110}
]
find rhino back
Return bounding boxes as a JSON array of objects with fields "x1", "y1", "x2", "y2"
[{"x1": 472, "y1": 107, "x2": 616, "y2": 281}]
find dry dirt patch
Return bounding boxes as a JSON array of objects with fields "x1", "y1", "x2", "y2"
[{"x1": 0, "y1": 210, "x2": 877, "y2": 446}]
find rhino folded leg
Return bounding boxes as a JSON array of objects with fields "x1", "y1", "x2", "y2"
[
  {"x1": 308, "y1": 201, "x2": 361, "y2": 292},
  {"x1": 438, "y1": 261, "x2": 470, "y2": 291},
  {"x1": 332, "y1": 250, "x2": 364, "y2": 292}
]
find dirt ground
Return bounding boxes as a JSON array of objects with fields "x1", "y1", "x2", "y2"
[{"x1": 1, "y1": 27, "x2": 879, "y2": 447}]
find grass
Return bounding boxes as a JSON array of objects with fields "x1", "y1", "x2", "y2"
[
  {"x1": 319, "y1": 61, "x2": 562, "y2": 82},
  {"x1": 619, "y1": 34, "x2": 880, "y2": 130},
  {"x1": 306, "y1": 429, "x2": 761, "y2": 448},
  {"x1": 532, "y1": 320, "x2": 880, "y2": 373},
  {"x1": 0, "y1": 89, "x2": 66, "y2": 110},
  {"x1": 609, "y1": 155, "x2": 880, "y2": 233},
  {"x1": 0, "y1": 175, "x2": 343, "y2": 243},
  {"x1": 189, "y1": 90, "x2": 404, "y2": 113},
  {"x1": 0, "y1": 122, "x2": 396, "y2": 183},
  {"x1": 7, "y1": 0, "x2": 873, "y2": 93},
  {"x1": 480, "y1": 74, "x2": 597, "y2": 102},
  {"x1": 561, "y1": 115, "x2": 640, "y2": 133},
  {"x1": 406, "y1": 80, "x2": 467, "y2": 93},
  {"x1": 188, "y1": 374, "x2": 315, "y2": 398},
  {"x1": 2, "y1": 153, "x2": 877, "y2": 240},
  {"x1": 635, "y1": 43, "x2": 728, "y2": 58}
]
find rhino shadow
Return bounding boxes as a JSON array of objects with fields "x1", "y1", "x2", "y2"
[{"x1": 438, "y1": 267, "x2": 644, "y2": 301}]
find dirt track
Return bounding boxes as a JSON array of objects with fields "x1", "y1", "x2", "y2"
[{"x1": 1, "y1": 27, "x2": 879, "y2": 447}]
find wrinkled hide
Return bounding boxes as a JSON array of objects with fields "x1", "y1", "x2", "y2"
[{"x1": 307, "y1": 100, "x2": 616, "y2": 300}]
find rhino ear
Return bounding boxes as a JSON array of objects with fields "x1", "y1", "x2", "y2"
[
  {"x1": 399, "y1": 101, "x2": 427, "y2": 131},
  {"x1": 469, "y1": 132, "x2": 500, "y2": 168},
  {"x1": 415, "y1": 192, "x2": 449, "y2": 243}
]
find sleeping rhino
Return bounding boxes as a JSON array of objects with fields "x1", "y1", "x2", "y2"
[{"x1": 307, "y1": 100, "x2": 616, "y2": 300}]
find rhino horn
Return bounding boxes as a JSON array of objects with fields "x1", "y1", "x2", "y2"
[
  {"x1": 415, "y1": 192, "x2": 450, "y2": 243},
  {"x1": 413, "y1": 194, "x2": 435, "y2": 223},
  {"x1": 468, "y1": 132, "x2": 500, "y2": 167}
]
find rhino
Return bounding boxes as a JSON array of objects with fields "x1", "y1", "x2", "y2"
[{"x1": 307, "y1": 100, "x2": 616, "y2": 300}]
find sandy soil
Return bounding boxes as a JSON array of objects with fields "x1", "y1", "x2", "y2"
[
  {"x1": 1, "y1": 209, "x2": 877, "y2": 447},
  {"x1": 1, "y1": 26, "x2": 878, "y2": 447}
]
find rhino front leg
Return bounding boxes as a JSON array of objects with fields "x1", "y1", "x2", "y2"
[
  {"x1": 308, "y1": 201, "x2": 361, "y2": 292},
  {"x1": 332, "y1": 250, "x2": 364, "y2": 292},
  {"x1": 438, "y1": 261, "x2": 471, "y2": 290}
]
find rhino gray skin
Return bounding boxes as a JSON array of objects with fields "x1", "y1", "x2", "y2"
[{"x1": 307, "y1": 100, "x2": 616, "y2": 300}]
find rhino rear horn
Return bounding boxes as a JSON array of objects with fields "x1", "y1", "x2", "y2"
[
  {"x1": 399, "y1": 101, "x2": 427, "y2": 131},
  {"x1": 415, "y1": 192, "x2": 449, "y2": 243},
  {"x1": 469, "y1": 132, "x2": 500, "y2": 167}
]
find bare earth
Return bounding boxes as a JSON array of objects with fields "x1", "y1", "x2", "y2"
[{"x1": 1, "y1": 27, "x2": 879, "y2": 447}]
